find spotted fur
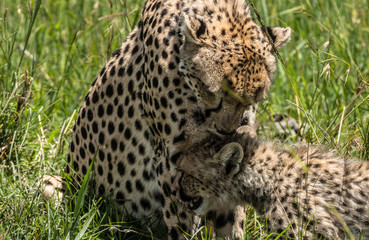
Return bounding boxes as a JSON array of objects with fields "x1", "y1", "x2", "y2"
[
  {"x1": 65, "y1": 0, "x2": 291, "y2": 239},
  {"x1": 178, "y1": 126, "x2": 369, "y2": 239}
]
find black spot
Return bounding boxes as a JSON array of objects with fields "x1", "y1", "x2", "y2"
[
  {"x1": 154, "y1": 38, "x2": 160, "y2": 49},
  {"x1": 161, "y1": 8, "x2": 168, "y2": 16},
  {"x1": 70, "y1": 142, "x2": 75, "y2": 152},
  {"x1": 131, "y1": 202, "x2": 138, "y2": 212},
  {"x1": 131, "y1": 45, "x2": 139, "y2": 55},
  {"x1": 73, "y1": 161, "x2": 79, "y2": 172},
  {"x1": 98, "y1": 132, "x2": 104, "y2": 144},
  {"x1": 107, "y1": 122, "x2": 115, "y2": 134},
  {"x1": 92, "y1": 91, "x2": 99, "y2": 103},
  {"x1": 164, "y1": 19, "x2": 171, "y2": 27},
  {"x1": 128, "y1": 80, "x2": 134, "y2": 92},
  {"x1": 127, "y1": 64, "x2": 133, "y2": 76},
  {"x1": 175, "y1": 98, "x2": 183, "y2": 106},
  {"x1": 112, "y1": 48, "x2": 121, "y2": 57},
  {"x1": 135, "y1": 69, "x2": 142, "y2": 80},
  {"x1": 107, "y1": 104, "x2": 113, "y2": 115},
  {"x1": 139, "y1": 198, "x2": 151, "y2": 211},
  {"x1": 173, "y1": 78, "x2": 180, "y2": 86},
  {"x1": 98, "y1": 105, "x2": 104, "y2": 117},
  {"x1": 82, "y1": 165, "x2": 87, "y2": 175},
  {"x1": 124, "y1": 128, "x2": 132, "y2": 140},
  {"x1": 128, "y1": 106, "x2": 134, "y2": 118},
  {"x1": 145, "y1": 35, "x2": 153, "y2": 46},
  {"x1": 126, "y1": 180, "x2": 132, "y2": 193},
  {"x1": 81, "y1": 127, "x2": 87, "y2": 139},
  {"x1": 118, "y1": 122, "x2": 124, "y2": 132},
  {"x1": 170, "y1": 112, "x2": 178, "y2": 122},
  {"x1": 139, "y1": 144, "x2": 146, "y2": 155},
  {"x1": 162, "y1": 50, "x2": 168, "y2": 59},
  {"x1": 164, "y1": 124, "x2": 172, "y2": 135},
  {"x1": 111, "y1": 139, "x2": 117, "y2": 151},
  {"x1": 101, "y1": 72, "x2": 107, "y2": 84},
  {"x1": 135, "y1": 120, "x2": 142, "y2": 131},
  {"x1": 169, "y1": 62, "x2": 176, "y2": 70},
  {"x1": 98, "y1": 149, "x2": 105, "y2": 162},
  {"x1": 118, "y1": 162, "x2": 125, "y2": 176},
  {"x1": 127, "y1": 152, "x2": 136, "y2": 164},
  {"x1": 119, "y1": 141, "x2": 125, "y2": 152},
  {"x1": 79, "y1": 147, "x2": 86, "y2": 159},
  {"x1": 116, "y1": 191, "x2": 124, "y2": 202},
  {"x1": 98, "y1": 165, "x2": 103, "y2": 176},
  {"x1": 88, "y1": 142, "x2": 95, "y2": 154},
  {"x1": 75, "y1": 134, "x2": 80, "y2": 146},
  {"x1": 106, "y1": 84, "x2": 114, "y2": 97},
  {"x1": 136, "y1": 180, "x2": 145, "y2": 192},
  {"x1": 81, "y1": 108, "x2": 86, "y2": 119},
  {"x1": 110, "y1": 66, "x2": 116, "y2": 76},
  {"x1": 118, "y1": 67, "x2": 125, "y2": 77},
  {"x1": 87, "y1": 109, "x2": 93, "y2": 121},
  {"x1": 153, "y1": 77, "x2": 158, "y2": 88},
  {"x1": 117, "y1": 105, "x2": 124, "y2": 118}
]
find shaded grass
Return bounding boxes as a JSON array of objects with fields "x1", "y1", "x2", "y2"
[{"x1": 0, "y1": 0, "x2": 368, "y2": 239}]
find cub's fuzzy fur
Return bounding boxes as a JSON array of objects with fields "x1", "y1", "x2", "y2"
[{"x1": 178, "y1": 126, "x2": 369, "y2": 239}]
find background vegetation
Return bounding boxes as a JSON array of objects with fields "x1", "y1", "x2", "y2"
[{"x1": 0, "y1": 0, "x2": 368, "y2": 239}]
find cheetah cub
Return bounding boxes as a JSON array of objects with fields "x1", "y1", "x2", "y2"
[{"x1": 177, "y1": 126, "x2": 369, "y2": 239}]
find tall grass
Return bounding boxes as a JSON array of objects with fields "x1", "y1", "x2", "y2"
[{"x1": 0, "y1": 0, "x2": 368, "y2": 239}]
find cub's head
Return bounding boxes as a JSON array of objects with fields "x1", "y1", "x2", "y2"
[
  {"x1": 178, "y1": 142, "x2": 245, "y2": 214},
  {"x1": 179, "y1": 0, "x2": 291, "y2": 106},
  {"x1": 177, "y1": 126, "x2": 258, "y2": 213}
]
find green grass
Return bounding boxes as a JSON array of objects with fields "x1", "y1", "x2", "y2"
[{"x1": 0, "y1": 0, "x2": 368, "y2": 239}]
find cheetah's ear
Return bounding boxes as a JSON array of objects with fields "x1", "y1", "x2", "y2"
[
  {"x1": 180, "y1": 14, "x2": 208, "y2": 45},
  {"x1": 214, "y1": 143, "x2": 244, "y2": 177},
  {"x1": 266, "y1": 27, "x2": 292, "y2": 50}
]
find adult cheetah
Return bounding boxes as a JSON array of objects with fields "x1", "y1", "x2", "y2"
[
  {"x1": 177, "y1": 126, "x2": 369, "y2": 239},
  {"x1": 66, "y1": 0, "x2": 291, "y2": 238}
]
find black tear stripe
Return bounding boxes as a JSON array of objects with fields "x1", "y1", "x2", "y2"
[
  {"x1": 196, "y1": 19, "x2": 207, "y2": 38},
  {"x1": 173, "y1": 131, "x2": 186, "y2": 144},
  {"x1": 266, "y1": 27, "x2": 277, "y2": 43},
  {"x1": 192, "y1": 99, "x2": 223, "y2": 126},
  {"x1": 204, "y1": 99, "x2": 223, "y2": 118}
]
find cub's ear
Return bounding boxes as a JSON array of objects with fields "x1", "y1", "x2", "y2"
[
  {"x1": 214, "y1": 143, "x2": 244, "y2": 177},
  {"x1": 180, "y1": 14, "x2": 208, "y2": 45},
  {"x1": 266, "y1": 27, "x2": 292, "y2": 50}
]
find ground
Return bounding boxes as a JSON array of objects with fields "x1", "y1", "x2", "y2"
[{"x1": 0, "y1": 0, "x2": 368, "y2": 239}]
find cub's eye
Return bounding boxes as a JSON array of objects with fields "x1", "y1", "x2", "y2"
[{"x1": 188, "y1": 197, "x2": 203, "y2": 210}]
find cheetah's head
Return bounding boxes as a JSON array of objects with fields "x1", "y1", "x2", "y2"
[{"x1": 179, "y1": 0, "x2": 291, "y2": 107}]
